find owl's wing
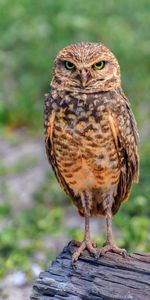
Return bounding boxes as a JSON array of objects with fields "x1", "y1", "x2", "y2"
[
  {"x1": 44, "y1": 92, "x2": 81, "y2": 208},
  {"x1": 108, "y1": 90, "x2": 139, "y2": 214},
  {"x1": 44, "y1": 91, "x2": 58, "y2": 176},
  {"x1": 44, "y1": 92, "x2": 69, "y2": 193}
]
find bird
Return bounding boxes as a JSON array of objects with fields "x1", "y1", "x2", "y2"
[{"x1": 44, "y1": 42, "x2": 139, "y2": 262}]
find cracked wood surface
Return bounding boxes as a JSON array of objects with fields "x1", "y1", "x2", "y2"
[{"x1": 31, "y1": 242, "x2": 150, "y2": 300}]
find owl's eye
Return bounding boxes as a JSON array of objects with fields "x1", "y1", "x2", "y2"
[
  {"x1": 93, "y1": 61, "x2": 105, "y2": 70},
  {"x1": 64, "y1": 61, "x2": 75, "y2": 70}
]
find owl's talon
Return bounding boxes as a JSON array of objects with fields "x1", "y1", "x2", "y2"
[
  {"x1": 92, "y1": 241, "x2": 97, "y2": 248},
  {"x1": 71, "y1": 261, "x2": 77, "y2": 270},
  {"x1": 72, "y1": 239, "x2": 97, "y2": 262},
  {"x1": 95, "y1": 252, "x2": 100, "y2": 260},
  {"x1": 98, "y1": 242, "x2": 127, "y2": 258},
  {"x1": 122, "y1": 250, "x2": 128, "y2": 258},
  {"x1": 91, "y1": 252, "x2": 97, "y2": 258}
]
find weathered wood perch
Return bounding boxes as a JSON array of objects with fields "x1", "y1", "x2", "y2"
[{"x1": 31, "y1": 241, "x2": 150, "y2": 300}]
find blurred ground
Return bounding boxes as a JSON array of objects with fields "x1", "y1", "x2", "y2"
[
  {"x1": 0, "y1": 133, "x2": 46, "y2": 211},
  {"x1": 0, "y1": 132, "x2": 45, "y2": 299}
]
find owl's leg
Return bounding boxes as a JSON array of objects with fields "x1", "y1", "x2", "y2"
[
  {"x1": 72, "y1": 214, "x2": 97, "y2": 262},
  {"x1": 98, "y1": 194, "x2": 127, "y2": 258},
  {"x1": 72, "y1": 192, "x2": 97, "y2": 262}
]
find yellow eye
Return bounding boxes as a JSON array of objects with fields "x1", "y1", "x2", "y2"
[
  {"x1": 65, "y1": 61, "x2": 75, "y2": 70},
  {"x1": 93, "y1": 61, "x2": 105, "y2": 70}
]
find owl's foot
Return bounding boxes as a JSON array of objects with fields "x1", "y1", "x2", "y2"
[
  {"x1": 72, "y1": 239, "x2": 97, "y2": 262},
  {"x1": 97, "y1": 241, "x2": 127, "y2": 258}
]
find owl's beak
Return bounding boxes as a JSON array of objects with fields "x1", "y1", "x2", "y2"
[{"x1": 80, "y1": 68, "x2": 89, "y2": 88}]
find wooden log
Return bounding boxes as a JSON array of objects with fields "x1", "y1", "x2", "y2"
[{"x1": 31, "y1": 241, "x2": 150, "y2": 300}]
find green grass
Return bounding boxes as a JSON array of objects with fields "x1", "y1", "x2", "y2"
[
  {"x1": 0, "y1": 202, "x2": 64, "y2": 277},
  {"x1": 0, "y1": 0, "x2": 150, "y2": 129}
]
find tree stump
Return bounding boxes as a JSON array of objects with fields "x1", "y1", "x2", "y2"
[{"x1": 31, "y1": 241, "x2": 150, "y2": 300}]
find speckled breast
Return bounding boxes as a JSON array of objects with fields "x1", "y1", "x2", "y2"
[{"x1": 52, "y1": 92, "x2": 120, "y2": 196}]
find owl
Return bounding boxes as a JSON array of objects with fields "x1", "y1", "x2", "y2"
[{"x1": 44, "y1": 42, "x2": 139, "y2": 262}]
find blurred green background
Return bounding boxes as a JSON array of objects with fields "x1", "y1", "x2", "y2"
[{"x1": 0, "y1": 0, "x2": 150, "y2": 289}]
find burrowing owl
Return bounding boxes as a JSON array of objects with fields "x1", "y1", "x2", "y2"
[{"x1": 44, "y1": 42, "x2": 139, "y2": 261}]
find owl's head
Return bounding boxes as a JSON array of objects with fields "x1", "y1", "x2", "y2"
[{"x1": 51, "y1": 42, "x2": 121, "y2": 93}]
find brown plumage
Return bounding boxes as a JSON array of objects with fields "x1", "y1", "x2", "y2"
[{"x1": 44, "y1": 42, "x2": 139, "y2": 261}]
